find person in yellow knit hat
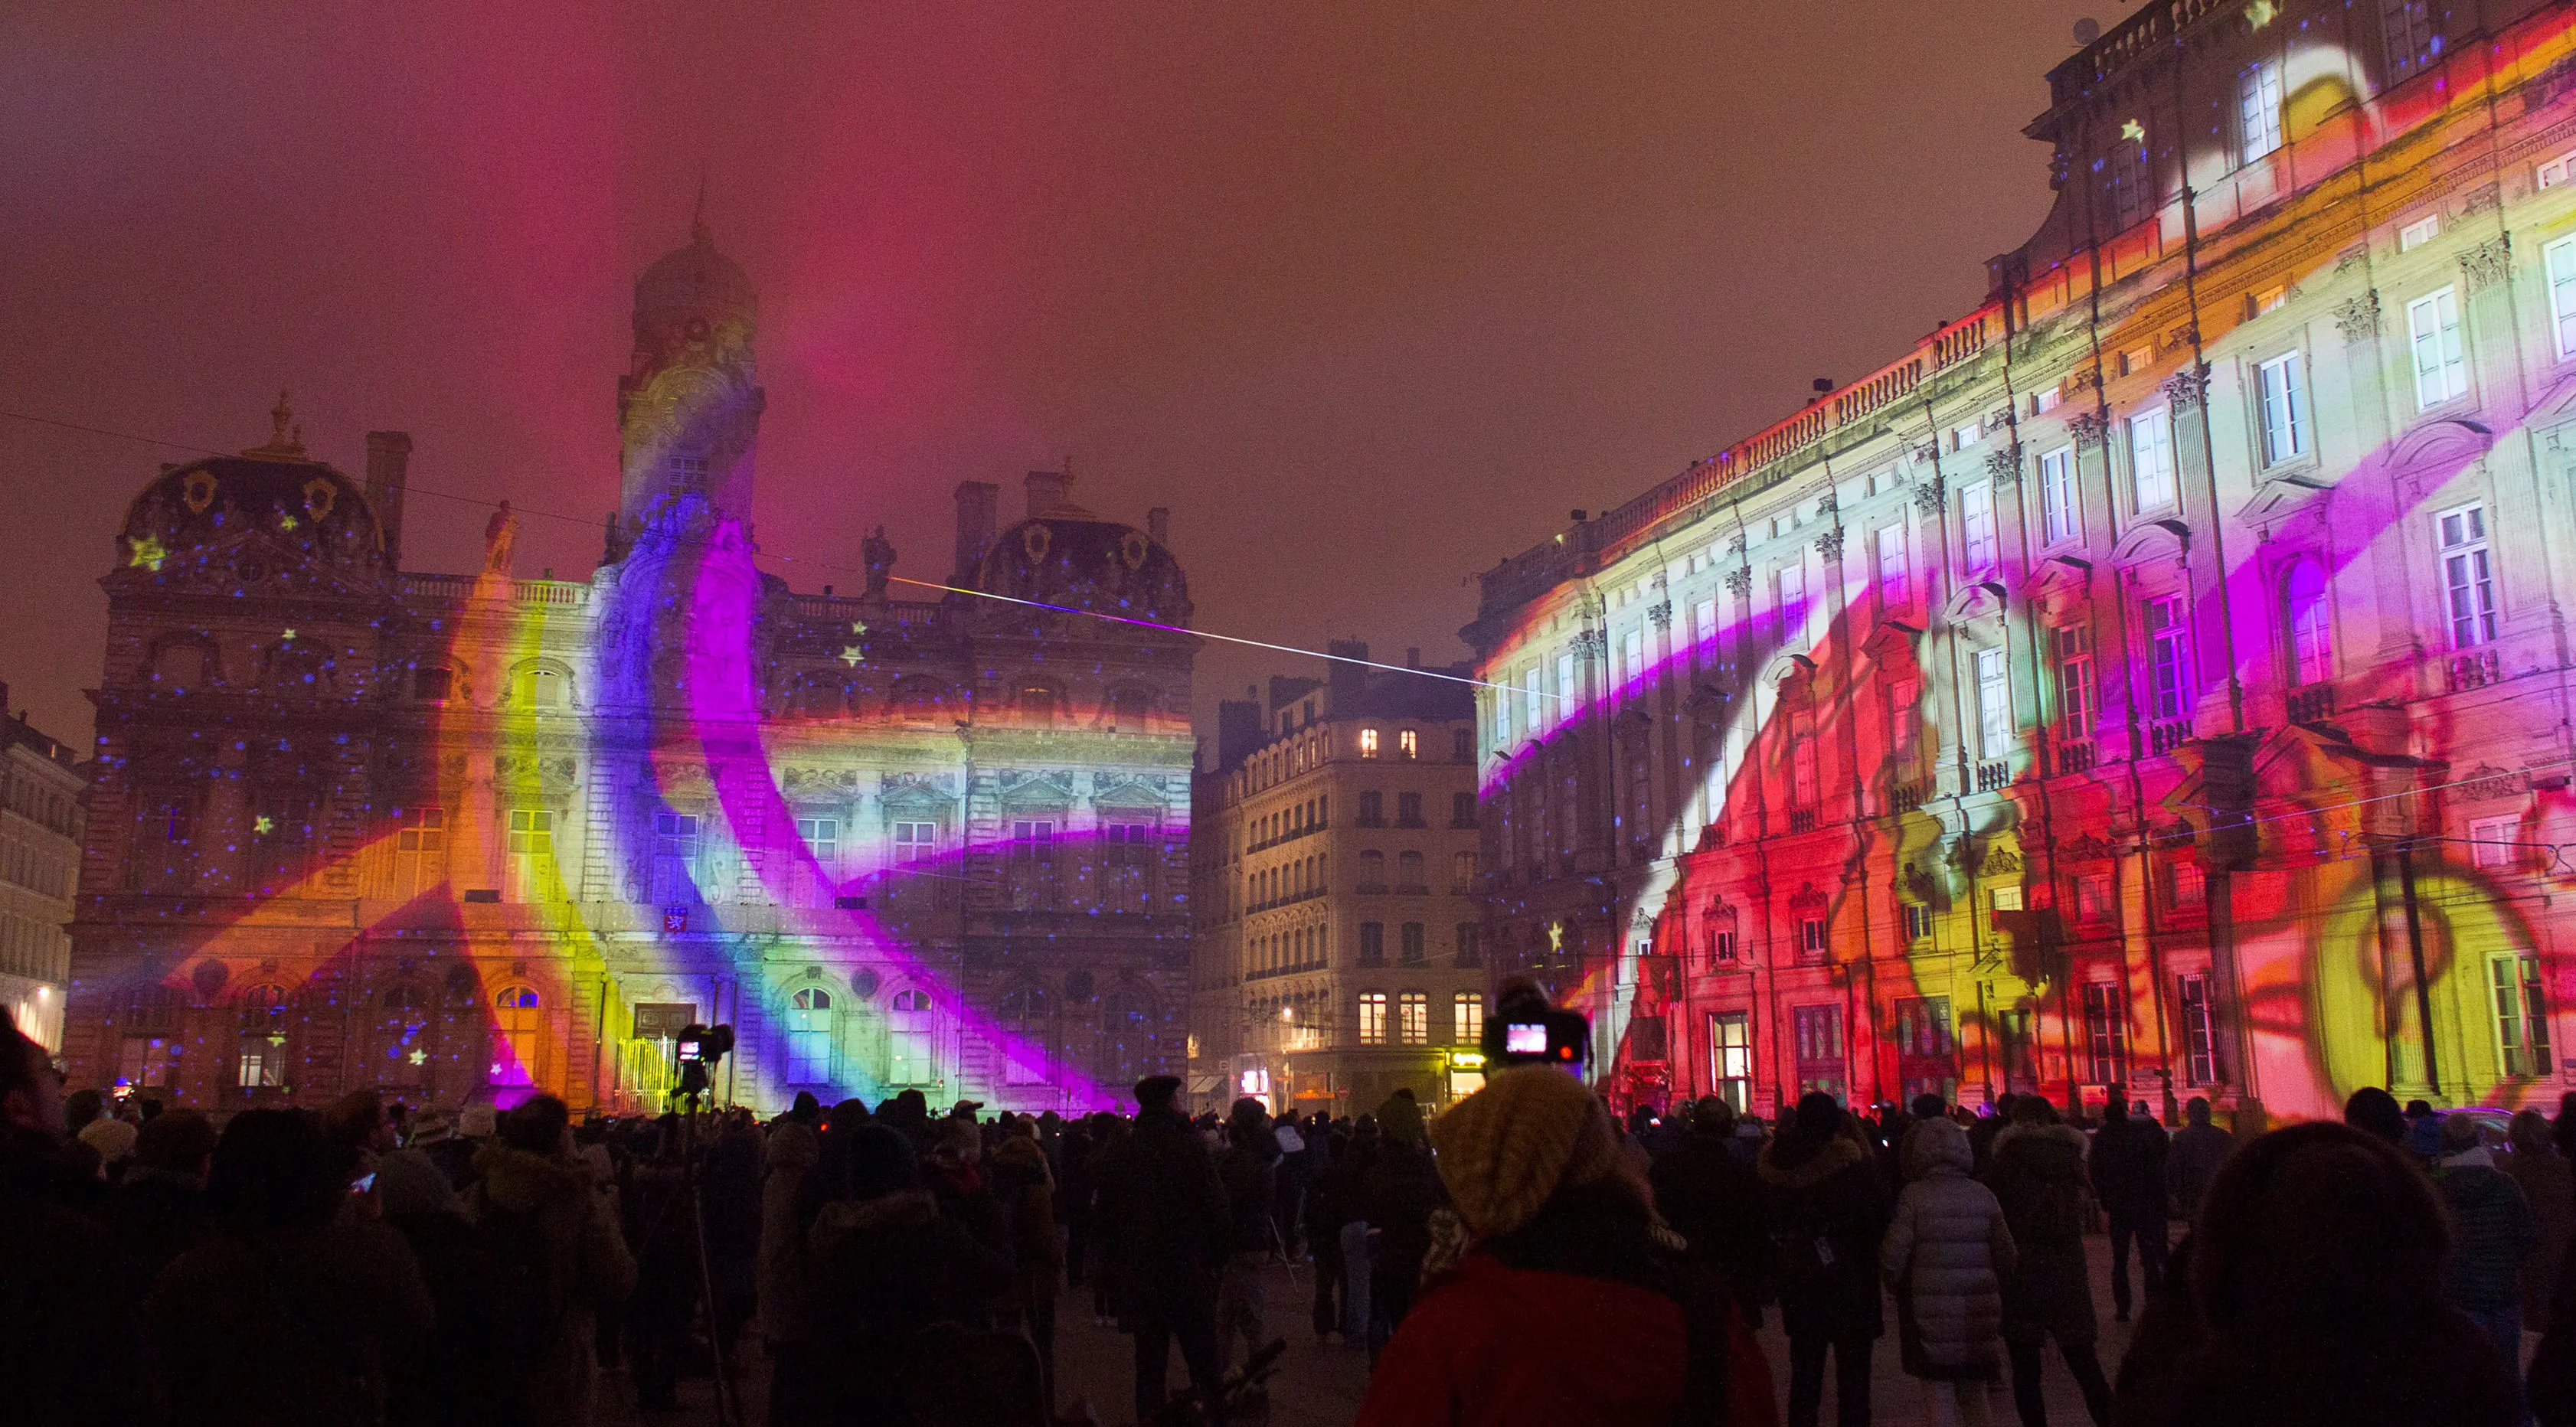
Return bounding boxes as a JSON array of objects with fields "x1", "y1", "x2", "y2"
[{"x1": 1355, "y1": 1063, "x2": 1780, "y2": 1425}]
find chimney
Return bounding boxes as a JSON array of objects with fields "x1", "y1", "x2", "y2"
[
  {"x1": 953, "y1": 481, "x2": 1000, "y2": 585},
  {"x1": 1326, "y1": 638, "x2": 1369, "y2": 714},
  {"x1": 1025, "y1": 470, "x2": 1069, "y2": 518},
  {"x1": 1147, "y1": 507, "x2": 1169, "y2": 544},
  {"x1": 364, "y1": 431, "x2": 413, "y2": 563}
]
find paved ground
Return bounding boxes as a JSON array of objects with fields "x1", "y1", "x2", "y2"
[{"x1": 606, "y1": 1234, "x2": 2166, "y2": 1426}]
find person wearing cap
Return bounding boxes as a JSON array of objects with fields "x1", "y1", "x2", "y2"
[
  {"x1": 1355, "y1": 1064, "x2": 1775, "y2": 1426},
  {"x1": 2431, "y1": 1112, "x2": 2537, "y2": 1415},
  {"x1": 1093, "y1": 1073, "x2": 1229, "y2": 1424}
]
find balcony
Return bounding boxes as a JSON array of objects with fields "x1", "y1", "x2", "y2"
[
  {"x1": 1246, "y1": 819, "x2": 1326, "y2": 854},
  {"x1": 1355, "y1": 881, "x2": 1388, "y2": 896},
  {"x1": 1394, "y1": 882, "x2": 1430, "y2": 896},
  {"x1": 2149, "y1": 719, "x2": 2192, "y2": 756},
  {"x1": 1974, "y1": 760, "x2": 2011, "y2": 793},
  {"x1": 2447, "y1": 649, "x2": 2502, "y2": 694},
  {"x1": 2286, "y1": 682, "x2": 2336, "y2": 725},
  {"x1": 1888, "y1": 782, "x2": 1926, "y2": 815},
  {"x1": 2052, "y1": 740, "x2": 2097, "y2": 776},
  {"x1": 1787, "y1": 808, "x2": 1819, "y2": 834}
]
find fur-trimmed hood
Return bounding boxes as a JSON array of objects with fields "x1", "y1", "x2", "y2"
[
  {"x1": 1989, "y1": 1122, "x2": 2089, "y2": 1177},
  {"x1": 1757, "y1": 1133, "x2": 1868, "y2": 1191}
]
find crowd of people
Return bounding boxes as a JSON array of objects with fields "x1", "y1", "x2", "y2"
[{"x1": 8, "y1": 1003, "x2": 2576, "y2": 1426}]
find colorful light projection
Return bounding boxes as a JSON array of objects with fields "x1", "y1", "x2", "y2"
[{"x1": 1479, "y1": 2, "x2": 2576, "y2": 1120}]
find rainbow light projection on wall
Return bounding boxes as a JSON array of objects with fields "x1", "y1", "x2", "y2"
[
  {"x1": 74, "y1": 227, "x2": 1195, "y2": 1117},
  {"x1": 1472, "y1": 0, "x2": 2576, "y2": 1122}
]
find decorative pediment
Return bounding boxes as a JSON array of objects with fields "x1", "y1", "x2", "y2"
[
  {"x1": 1091, "y1": 774, "x2": 1170, "y2": 812},
  {"x1": 2060, "y1": 831, "x2": 2118, "y2": 862},
  {"x1": 780, "y1": 766, "x2": 862, "y2": 796},
  {"x1": 1979, "y1": 844, "x2": 2023, "y2": 877},
  {"x1": 996, "y1": 769, "x2": 1075, "y2": 811},
  {"x1": 1763, "y1": 652, "x2": 1817, "y2": 687},
  {"x1": 2236, "y1": 470, "x2": 2332, "y2": 534},
  {"x1": 2459, "y1": 762, "x2": 2524, "y2": 802},
  {"x1": 2110, "y1": 518, "x2": 2191, "y2": 567},
  {"x1": 2020, "y1": 553, "x2": 2092, "y2": 601},
  {"x1": 1943, "y1": 579, "x2": 2009, "y2": 624},
  {"x1": 881, "y1": 771, "x2": 956, "y2": 810},
  {"x1": 1787, "y1": 880, "x2": 1829, "y2": 911}
]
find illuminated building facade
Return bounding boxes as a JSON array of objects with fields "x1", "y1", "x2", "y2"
[
  {"x1": 1472, "y1": 0, "x2": 2576, "y2": 1122},
  {"x1": 60, "y1": 223, "x2": 1196, "y2": 1115},
  {"x1": 1188, "y1": 645, "x2": 1485, "y2": 1115},
  {"x1": 0, "y1": 700, "x2": 86, "y2": 1053}
]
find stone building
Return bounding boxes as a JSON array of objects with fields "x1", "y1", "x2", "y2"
[
  {"x1": 1188, "y1": 643, "x2": 1485, "y2": 1115},
  {"x1": 0, "y1": 694, "x2": 86, "y2": 1052},
  {"x1": 1470, "y1": 0, "x2": 2576, "y2": 1122},
  {"x1": 61, "y1": 220, "x2": 1196, "y2": 1115}
]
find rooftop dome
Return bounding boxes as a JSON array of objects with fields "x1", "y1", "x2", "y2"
[
  {"x1": 635, "y1": 214, "x2": 757, "y2": 341},
  {"x1": 974, "y1": 513, "x2": 1189, "y2": 624}
]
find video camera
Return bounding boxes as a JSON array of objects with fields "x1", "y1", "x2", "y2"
[
  {"x1": 674, "y1": 1023, "x2": 734, "y2": 1100},
  {"x1": 1480, "y1": 980, "x2": 1588, "y2": 1070}
]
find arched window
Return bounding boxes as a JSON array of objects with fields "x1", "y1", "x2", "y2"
[
  {"x1": 491, "y1": 985, "x2": 541, "y2": 1086},
  {"x1": 511, "y1": 665, "x2": 567, "y2": 710},
  {"x1": 1018, "y1": 683, "x2": 1060, "y2": 727},
  {"x1": 2284, "y1": 558, "x2": 2333, "y2": 687},
  {"x1": 784, "y1": 986, "x2": 833, "y2": 1084},
  {"x1": 888, "y1": 988, "x2": 936, "y2": 1085},
  {"x1": 1358, "y1": 850, "x2": 1385, "y2": 890},
  {"x1": 1108, "y1": 685, "x2": 1154, "y2": 733}
]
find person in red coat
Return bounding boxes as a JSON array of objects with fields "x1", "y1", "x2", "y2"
[{"x1": 1355, "y1": 1064, "x2": 1778, "y2": 1426}]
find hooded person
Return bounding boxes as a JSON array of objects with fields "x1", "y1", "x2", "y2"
[
  {"x1": 1982, "y1": 1095, "x2": 2110, "y2": 1427},
  {"x1": 2117, "y1": 1122, "x2": 2521, "y2": 1427},
  {"x1": 1355, "y1": 1065, "x2": 1777, "y2": 1427},
  {"x1": 1883, "y1": 1116, "x2": 2015, "y2": 1427},
  {"x1": 2431, "y1": 1112, "x2": 2538, "y2": 1404},
  {"x1": 1760, "y1": 1092, "x2": 1894, "y2": 1427},
  {"x1": 463, "y1": 1095, "x2": 638, "y2": 1427},
  {"x1": 1092, "y1": 1073, "x2": 1231, "y2": 1424}
]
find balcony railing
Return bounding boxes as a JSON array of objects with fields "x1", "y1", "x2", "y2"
[
  {"x1": 1787, "y1": 808, "x2": 1819, "y2": 834},
  {"x1": 2149, "y1": 719, "x2": 2192, "y2": 756},
  {"x1": 2286, "y1": 683, "x2": 2336, "y2": 725},
  {"x1": 1974, "y1": 761, "x2": 2012, "y2": 793},
  {"x1": 2053, "y1": 740, "x2": 2097, "y2": 776},
  {"x1": 2447, "y1": 649, "x2": 2502, "y2": 693},
  {"x1": 1888, "y1": 782, "x2": 1926, "y2": 815}
]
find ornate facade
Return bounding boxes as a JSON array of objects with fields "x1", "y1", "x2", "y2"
[
  {"x1": 1471, "y1": 0, "x2": 2576, "y2": 1123},
  {"x1": 62, "y1": 224, "x2": 1197, "y2": 1115},
  {"x1": 1187, "y1": 645, "x2": 1484, "y2": 1115}
]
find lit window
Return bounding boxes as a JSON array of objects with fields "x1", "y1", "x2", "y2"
[
  {"x1": 2438, "y1": 504, "x2": 2498, "y2": 648},
  {"x1": 1398, "y1": 729, "x2": 1417, "y2": 759},
  {"x1": 2039, "y1": 446, "x2": 2078, "y2": 546},
  {"x1": 2055, "y1": 623, "x2": 2097, "y2": 740},
  {"x1": 1398, "y1": 991, "x2": 1429, "y2": 1046},
  {"x1": 1962, "y1": 481, "x2": 1999, "y2": 576},
  {"x1": 2251, "y1": 284, "x2": 2287, "y2": 315},
  {"x1": 2129, "y1": 407, "x2": 2177, "y2": 512},
  {"x1": 1976, "y1": 647, "x2": 2012, "y2": 762},
  {"x1": 2408, "y1": 288, "x2": 2469, "y2": 410},
  {"x1": 2493, "y1": 953, "x2": 2552, "y2": 1077},
  {"x1": 2257, "y1": 351, "x2": 2308, "y2": 465},
  {"x1": 1709, "y1": 1011, "x2": 1753, "y2": 1114},
  {"x1": 1991, "y1": 885, "x2": 2023, "y2": 913},
  {"x1": 1453, "y1": 993, "x2": 1484, "y2": 1045},
  {"x1": 513, "y1": 666, "x2": 564, "y2": 709},
  {"x1": 2398, "y1": 214, "x2": 2441, "y2": 252},
  {"x1": 1358, "y1": 991, "x2": 1388, "y2": 1046},
  {"x1": 2121, "y1": 345, "x2": 2155, "y2": 378},
  {"x1": 1358, "y1": 727, "x2": 1380, "y2": 759},
  {"x1": 2178, "y1": 973, "x2": 2219, "y2": 1086},
  {"x1": 2240, "y1": 60, "x2": 2283, "y2": 162}
]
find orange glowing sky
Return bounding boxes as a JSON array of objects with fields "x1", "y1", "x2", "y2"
[{"x1": 0, "y1": 1, "x2": 2118, "y2": 748}]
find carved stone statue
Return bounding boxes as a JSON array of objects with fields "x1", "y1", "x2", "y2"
[
  {"x1": 862, "y1": 524, "x2": 895, "y2": 597},
  {"x1": 483, "y1": 501, "x2": 521, "y2": 575}
]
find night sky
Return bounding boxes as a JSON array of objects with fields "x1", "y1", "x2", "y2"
[{"x1": 0, "y1": 2, "x2": 2115, "y2": 751}]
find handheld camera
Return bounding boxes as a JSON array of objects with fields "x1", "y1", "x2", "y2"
[{"x1": 1481, "y1": 979, "x2": 1589, "y2": 1070}]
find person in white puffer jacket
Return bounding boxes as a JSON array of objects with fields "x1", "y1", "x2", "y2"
[{"x1": 1883, "y1": 1115, "x2": 2018, "y2": 1427}]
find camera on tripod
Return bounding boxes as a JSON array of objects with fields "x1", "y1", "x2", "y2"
[
  {"x1": 1479, "y1": 977, "x2": 1589, "y2": 1071},
  {"x1": 673, "y1": 1022, "x2": 734, "y2": 1102}
]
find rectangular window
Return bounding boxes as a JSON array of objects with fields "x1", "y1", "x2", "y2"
[
  {"x1": 1692, "y1": 598, "x2": 1718, "y2": 663},
  {"x1": 1454, "y1": 920, "x2": 1481, "y2": 966},
  {"x1": 2382, "y1": 0, "x2": 2440, "y2": 83},
  {"x1": 1358, "y1": 727, "x2": 1380, "y2": 759},
  {"x1": 508, "y1": 808, "x2": 555, "y2": 900},
  {"x1": 1777, "y1": 564, "x2": 1805, "y2": 642},
  {"x1": 2408, "y1": 288, "x2": 2469, "y2": 410},
  {"x1": 2493, "y1": 953, "x2": 2552, "y2": 1078},
  {"x1": 2039, "y1": 446, "x2": 2078, "y2": 546},
  {"x1": 2076, "y1": 874, "x2": 2115, "y2": 925},
  {"x1": 1893, "y1": 996, "x2": 1957, "y2": 1104},
  {"x1": 2129, "y1": 407, "x2": 2176, "y2": 512},
  {"x1": 2470, "y1": 815, "x2": 2522, "y2": 871},
  {"x1": 785, "y1": 1001, "x2": 833, "y2": 1083},
  {"x1": 2258, "y1": 352, "x2": 2308, "y2": 465},
  {"x1": 1398, "y1": 728, "x2": 1418, "y2": 759},
  {"x1": 1709, "y1": 924, "x2": 1739, "y2": 963},
  {"x1": 2542, "y1": 151, "x2": 2576, "y2": 190},
  {"x1": 1709, "y1": 1011, "x2": 1753, "y2": 1115},
  {"x1": 2170, "y1": 860, "x2": 2206, "y2": 911},
  {"x1": 2438, "y1": 503, "x2": 2499, "y2": 648},
  {"x1": 1358, "y1": 791, "x2": 1384, "y2": 827},
  {"x1": 1400, "y1": 922, "x2": 1426, "y2": 965},
  {"x1": 1522, "y1": 668, "x2": 1544, "y2": 740},
  {"x1": 2032, "y1": 387, "x2": 2061, "y2": 416},
  {"x1": 2146, "y1": 595, "x2": 2194, "y2": 720},
  {"x1": 1791, "y1": 1004, "x2": 1847, "y2": 1101},
  {"x1": 1358, "y1": 991, "x2": 1388, "y2": 1046},
  {"x1": 1790, "y1": 722, "x2": 1820, "y2": 811},
  {"x1": 2548, "y1": 237, "x2": 2576, "y2": 359},
  {"x1": 1453, "y1": 792, "x2": 1478, "y2": 830},
  {"x1": 795, "y1": 817, "x2": 839, "y2": 869},
  {"x1": 1992, "y1": 1007, "x2": 2041, "y2": 1092},
  {"x1": 1398, "y1": 991, "x2": 1430, "y2": 1046},
  {"x1": 2398, "y1": 214, "x2": 2441, "y2": 252},
  {"x1": 893, "y1": 821, "x2": 937, "y2": 864},
  {"x1": 1554, "y1": 653, "x2": 1577, "y2": 719},
  {"x1": 2241, "y1": 60, "x2": 2283, "y2": 162},
  {"x1": 1397, "y1": 792, "x2": 1424, "y2": 828},
  {"x1": 1358, "y1": 921, "x2": 1385, "y2": 967},
  {"x1": 2177, "y1": 972, "x2": 2220, "y2": 1086},
  {"x1": 1623, "y1": 630, "x2": 1646, "y2": 698},
  {"x1": 1976, "y1": 647, "x2": 2012, "y2": 762},
  {"x1": 2107, "y1": 139, "x2": 2150, "y2": 230},
  {"x1": 1951, "y1": 420, "x2": 1983, "y2": 451},
  {"x1": 2083, "y1": 981, "x2": 2130, "y2": 1087},
  {"x1": 1454, "y1": 992, "x2": 1484, "y2": 1044},
  {"x1": 2251, "y1": 284, "x2": 2287, "y2": 316},
  {"x1": 237, "y1": 1034, "x2": 284, "y2": 1089},
  {"x1": 1961, "y1": 481, "x2": 1998, "y2": 576},
  {"x1": 1798, "y1": 916, "x2": 1828, "y2": 962},
  {"x1": 1875, "y1": 526, "x2": 1908, "y2": 608},
  {"x1": 2054, "y1": 623, "x2": 2097, "y2": 740},
  {"x1": 1903, "y1": 902, "x2": 1934, "y2": 941},
  {"x1": 1889, "y1": 678, "x2": 1921, "y2": 766}
]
